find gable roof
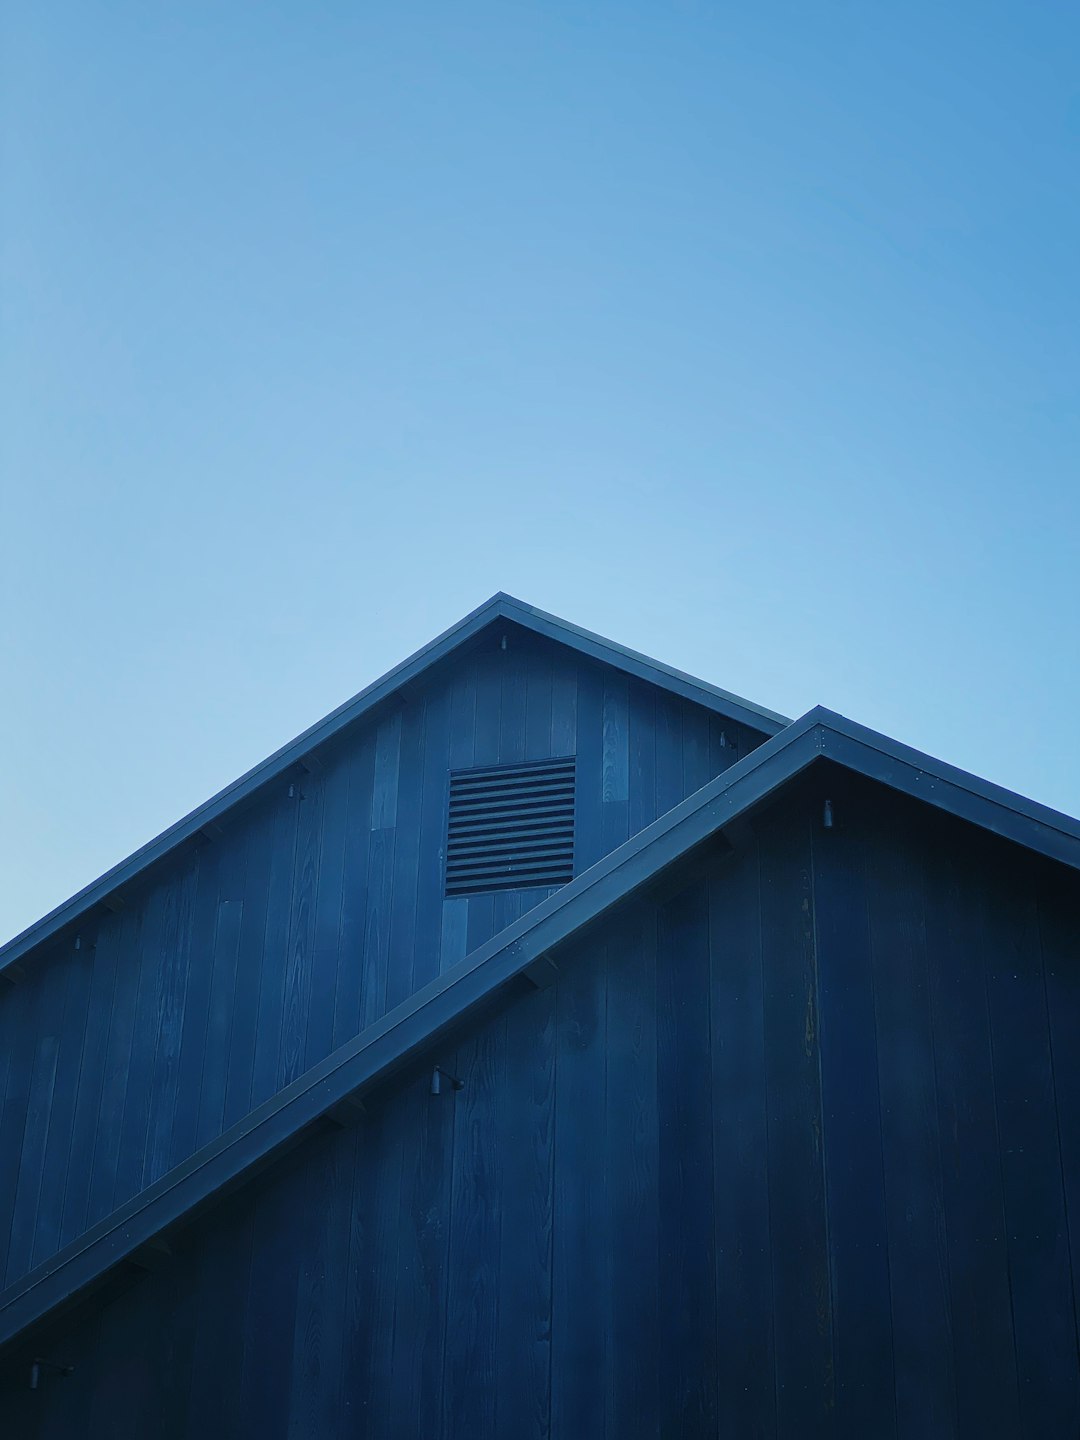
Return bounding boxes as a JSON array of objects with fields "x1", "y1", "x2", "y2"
[
  {"x1": 0, "y1": 592, "x2": 789, "y2": 978},
  {"x1": 3, "y1": 703, "x2": 1078, "y2": 1353}
]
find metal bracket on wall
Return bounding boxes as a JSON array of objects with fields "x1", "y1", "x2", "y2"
[
  {"x1": 430, "y1": 1066, "x2": 465, "y2": 1096},
  {"x1": 30, "y1": 1358, "x2": 74, "y2": 1391}
]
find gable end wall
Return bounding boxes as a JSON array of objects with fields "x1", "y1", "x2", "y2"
[{"x1": 0, "y1": 625, "x2": 766, "y2": 1289}]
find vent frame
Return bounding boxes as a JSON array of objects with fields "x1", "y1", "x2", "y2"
[{"x1": 444, "y1": 755, "x2": 576, "y2": 897}]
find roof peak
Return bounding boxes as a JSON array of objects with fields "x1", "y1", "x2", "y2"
[{"x1": 0, "y1": 595, "x2": 787, "y2": 973}]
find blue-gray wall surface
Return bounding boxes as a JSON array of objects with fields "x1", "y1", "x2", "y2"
[
  {"x1": 2, "y1": 775, "x2": 1078, "y2": 1438},
  {"x1": 0, "y1": 624, "x2": 763, "y2": 1290}
]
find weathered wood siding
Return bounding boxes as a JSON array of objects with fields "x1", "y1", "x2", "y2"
[
  {"x1": 0, "y1": 625, "x2": 763, "y2": 1289},
  {"x1": 3, "y1": 773, "x2": 1078, "y2": 1438}
]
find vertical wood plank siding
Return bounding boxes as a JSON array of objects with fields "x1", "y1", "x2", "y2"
[
  {"x1": 0, "y1": 629, "x2": 762, "y2": 1290},
  {"x1": 7, "y1": 779, "x2": 1079, "y2": 1437}
]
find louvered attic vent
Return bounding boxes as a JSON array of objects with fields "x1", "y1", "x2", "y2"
[{"x1": 445, "y1": 756, "x2": 576, "y2": 897}]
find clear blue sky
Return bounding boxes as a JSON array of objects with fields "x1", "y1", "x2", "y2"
[{"x1": 2, "y1": 2, "x2": 1078, "y2": 944}]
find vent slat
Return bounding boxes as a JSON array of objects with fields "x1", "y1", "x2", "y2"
[
  {"x1": 449, "y1": 814, "x2": 572, "y2": 836},
  {"x1": 449, "y1": 817, "x2": 573, "y2": 838},
  {"x1": 451, "y1": 799, "x2": 572, "y2": 818},
  {"x1": 443, "y1": 858, "x2": 576, "y2": 881},
  {"x1": 445, "y1": 756, "x2": 576, "y2": 897},
  {"x1": 450, "y1": 786, "x2": 575, "y2": 810},
  {"x1": 449, "y1": 767, "x2": 574, "y2": 792},
  {"x1": 450, "y1": 759, "x2": 574, "y2": 784},
  {"x1": 447, "y1": 841, "x2": 573, "y2": 864},
  {"x1": 448, "y1": 830, "x2": 570, "y2": 851},
  {"x1": 449, "y1": 790, "x2": 574, "y2": 817},
  {"x1": 447, "y1": 854, "x2": 573, "y2": 875}
]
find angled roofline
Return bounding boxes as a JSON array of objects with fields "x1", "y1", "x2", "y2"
[
  {"x1": 499, "y1": 595, "x2": 791, "y2": 732},
  {"x1": 2, "y1": 705, "x2": 1078, "y2": 1351},
  {"x1": 0, "y1": 593, "x2": 788, "y2": 976}
]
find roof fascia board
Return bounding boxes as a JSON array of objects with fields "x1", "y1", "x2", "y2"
[
  {"x1": 497, "y1": 595, "x2": 791, "y2": 734},
  {"x1": 4, "y1": 706, "x2": 1080, "y2": 1348},
  {"x1": 812, "y1": 707, "x2": 1080, "y2": 866},
  {"x1": 0, "y1": 594, "x2": 785, "y2": 975}
]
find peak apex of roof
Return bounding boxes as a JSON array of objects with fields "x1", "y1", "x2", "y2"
[{"x1": 0, "y1": 594, "x2": 787, "y2": 972}]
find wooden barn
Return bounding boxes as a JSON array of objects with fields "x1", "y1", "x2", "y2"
[{"x1": 0, "y1": 593, "x2": 1078, "y2": 1439}]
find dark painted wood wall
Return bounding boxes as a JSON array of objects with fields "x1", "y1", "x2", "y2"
[
  {"x1": 3, "y1": 773, "x2": 1078, "y2": 1439},
  {"x1": 0, "y1": 623, "x2": 762, "y2": 1291}
]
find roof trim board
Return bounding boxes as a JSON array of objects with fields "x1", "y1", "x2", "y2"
[
  {"x1": 0, "y1": 593, "x2": 788, "y2": 976},
  {"x1": 499, "y1": 596, "x2": 791, "y2": 732},
  {"x1": 2, "y1": 704, "x2": 1079, "y2": 1351}
]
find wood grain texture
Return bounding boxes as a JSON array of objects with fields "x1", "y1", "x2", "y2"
[
  {"x1": 221, "y1": 815, "x2": 274, "y2": 1130},
  {"x1": 386, "y1": 1069, "x2": 456, "y2": 1440},
  {"x1": 385, "y1": 700, "x2": 425, "y2": 1013},
  {"x1": 709, "y1": 837, "x2": 776, "y2": 1440},
  {"x1": 811, "y1": 780, "x2": 895, "y2": 1440},
  {"x1": 442, "y1": 1022, "x2": 503, "y2": 1440},
  {"x1": 59, "y1": 925, "x2": 121, "y2": 1247},
  {"x1": 411, "y1": 684, "x2": 451, "y2": 997},
  {"x1": 194, "y1": 895, "x2": 244, "y2": 1150},
  {"x1": 551, "y1": 929, "x2": 607, "y2": 1440},
  {"x1": 759, "y1": 795, "x2": 834, "y2": 1437},
  {"x1": 331, "y1": 732, "x2": 375, "y2": 1047},
  {"x1": 248, "y1": 790, "x2": 300, "y2": 1110},
  {"x1": 498, "y1": 983, "x2": 556, "y2": 1440},
  {"x1": 112, "y1": 875, "x2": 176, "y2": 1208},
  {"x1": 287, "y1": 1132, "x2": 351, "y2": 1440},
  {"x1": 29, "y1": 942, "x2": 93, "y2": 1269},
  {"x1": 179, "y1": 1217, "x2": 254, "y2": 1437},
  {"x1": 864, "y1": 796, "x2": 955, "y2": 1440},
  {"x1": 141, "y1": 852, "x2": 200, "y2": 1186},
  {"x1": 301, "y1": 752, "x2": 350, "y2": 1072},
  {"x1": 347, "y1": 1086, "x2": 402, "y2": 1440},
  {"x1": 84, "y1": 1258, "x2": 158, "y2": 1440},
  {"x1": 237, "y1": 1158, "x2": 305, "y2": 1440},
  {"x1": 982, "y1": 845, "x2": 1079, "y2": 1438},
  {"x1": 1038, "y1": 862, "x2": 1080, "y2": 1410},
  {"x1": 169, "y1": 842, "x2": 227, "y2": 1166},
  {"x1": 83, "y1": 906, "x2": 142, "y2": 1227},
  {"x1": 657, "y1": 879, "x2": 718, "y2": 1438},
  {"x1": 604, "y1": 906, "x2": 659, "y2": 1440},
  {"x1": 279, "y1": 771, "x2": 326, "y2": 1088},
  {"x1": 5, "y1": 958, "x2": 69, "y2": 1284},
  {"x1": 924, "y1": 820, "x2": 1022, "y2": 1439}
]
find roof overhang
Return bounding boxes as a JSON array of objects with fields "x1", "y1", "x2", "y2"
[{"x1": 2, "y1": 704, "x2": 1078, "y2": 1352}]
